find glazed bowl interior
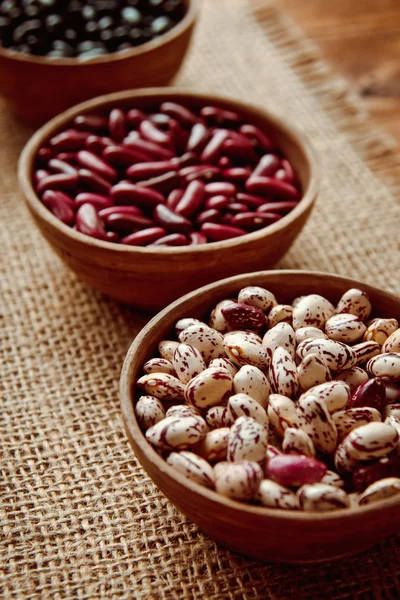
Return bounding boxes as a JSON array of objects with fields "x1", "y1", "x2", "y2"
[{"x1": 120, "y1": 270, "x2": 400, "y2": 563}]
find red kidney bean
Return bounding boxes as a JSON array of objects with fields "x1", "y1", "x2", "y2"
[
  {"x1": 281, "y1": 158, "x2": 296, "y2": 183},
  {"x1": 48, "y1": 159, "x2": 78, "y2": 176},
  {"x1": 139, "y1": 120, "x2": 172, "y2": 147},
  {"x1": 246, "y1": 176, "x2": 301, "y2": 200},
  {"x1": 185, "y1": 166, "x2": 222, "y2": 183},
  {"x1": 37, "y1": 147, "x2": 55, "y2": 164},
  {"x1": 126, "y1": 161, "x2": 174, "y2": 181},
  {"x1": 76, "y1": 203, "x2": 107, "y2": 240},
  {"x1": 274, "y1": 169, "x2": 291, "y2": 184},
  {"x1": 200, "y1": 130, "x2": 230, "y2": 164},
  {"x1": 256, "y1": 201, "x2": 298, "y2": 214},
  {"x1": 220, "y1": 213, "x2": 234, "y2": 225},
  {"x1": 85, "y1": 135, "x2": 114, "y2": 155},
  {"x1": 236, "y1": 192, "x2": 267, "y2": 207},
  {"x1": 75, "y1": 193, "x2": 113, "y2": 210},
  {"x1": 222, "y1": 167, "x2": 252, "y2": 182},
  {"x1": 222, "y1": 138, "x2": 258, "y2": 162},
  {"x1": 105, "y1": 212, "x2": 155, "y2": 234},
  {"x1": 160, "y1": 102, "x2": 199, "y2": 128},
  {"x1": 187, "y1": 123, "x2": 211, "y2": 154},
  {"x1": 98, "y1": 205, "x2": 143, "y2": 218},
  {"x1": 153, "y1": 204, "x2": 192, "y2": 233},
  {"x1": 78, "y1": 169, "x2": 112, "y2": 195},
  {"x1": 120, "y1": 227, "x2": 167, "y2": 246},
  {"x1": 42, "y1": 190, "x2": 75, "y2": 225},
  {"x1": 227, "y1": 202, "x2": 249, "y2": 213},
  {"x1": 347, "y1": 378, "x2": 386, "y2": 412},
  {"x1": 109, "y1": 108, "x2": 126, "y2": 142},
  {"x1": 111, "y1": 181, "x2": 164, "y2": 208},
  {"x1": 150, "y1": 113, "x2": 171, "y2": 129},
  {"x1": 57, "y1": 152, "x2": 77, "y2": 163},
  {"x1": 106, "y1": 231, "x2": 120, "y2": 243},
  {"x1": 200, "y1": 222, "x2": 247, "y2": 241},
  {"x1": 103, "y1": 146, "x2": 152, "y2": 167},
  {"x1": 151, "y1": 233, "x2": 189, "y2": 246},
  {"x1": 189, "y1": 231, "x2": 208, "y2": 245},
  {"x1": 76, "y1": 150, "x2": 117, "y2": 182},
  {"x1": 218, "y1": 156, "x2": 232, "y2": 168},
  {"x1": 175, "y1": 180, "x2": 205, "y2": 218},
  {"x1": 127, "y1": 109, "x2": 147, "y2": 127},
  {"x1": 231, "y1": 211, "x2": 282, "y2": 230},
  {"x1": 74, "y1": 114, "x2": 108, "y2": 132},
  {"x1": 204, "y1": 181, "x2": 236, "y2": 196},
  {"x1": 169, "y1": 119, "x2": 189, "y2": 153},
  {"x1": 352, "y1": 453, "x2": 400, "y2": 492},
  {"x1": 137, "y1": 172, "x2": 180, "y2": 195},
  {"x1": 36, "y1": 173, "x2": 78, "y2": 194},
  {"x1": 204, "y1": 195, "x2": 230, "y2": 210},
  {"x1": 167, "y1": 188, "x2": 184, "y2": 210},
  {"x1": 196, "y1": 208, "x2": 221, "y2": 225},
  {"x1": 251, "y1": 154, "x2": 280, "y2": 179},
  {"x1": 35, "y1": 169, "x2": 50, "y2": 183},
  {"x1": 170, "y1": 152, "x2": 197, "y2": 168},
  {"x1": 123, "y1": 137, "x2": 174, "y2": 161},
  {"x1": 239, "y1": 124, "x2": 276, "y2": 151},
  {"x1": 49, "y1": 130, "x2": 90, "y2": 151},
  {"x1": 200, "y1": 106, "x2": 242, "y2": 126}
]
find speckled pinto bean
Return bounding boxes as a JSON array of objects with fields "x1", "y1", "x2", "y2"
[
  {"x1": 134, "y1": 284, "x2": 400, "y2": 510},
  {"x1": 34, "y1": 103, "x2": 301, "y2": 244}
]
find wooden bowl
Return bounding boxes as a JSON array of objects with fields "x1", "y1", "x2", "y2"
[
  {"x1": 120, "y1": 270, "x2": 400, "y2": 564},
  {"x1": 19, "y1": 89, "x2": 320, "y2": 310},
  {"x1": 0, "y1": 0, "x2": 198, "y2": 125}
]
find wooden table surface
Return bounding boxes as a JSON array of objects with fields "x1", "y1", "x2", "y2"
[{"x1": 281, "y1": 0, "x2": 400, "y2": 148}]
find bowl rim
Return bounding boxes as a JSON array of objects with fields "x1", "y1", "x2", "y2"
[
  {"x1": 120, "y1": 269, "x2": 400, "y2": 522},
  {"x1": 19, "y1": 88, "x2": 321, "y2": 255},
  {"x1": 0, "y1": 0, "x2": 199, "y2": 67}
]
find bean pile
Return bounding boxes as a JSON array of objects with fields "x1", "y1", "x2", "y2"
[
  {"x1": 33, "y1": 102, "x2": 301, "y2": 246},
  {"x1": 135, "y1": 287, "x2": 400, "y2": 511},
  {"x1": 0, "y1": 0, "x2": 185, "y2": 59}
]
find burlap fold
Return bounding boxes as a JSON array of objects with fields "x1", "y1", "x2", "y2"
[{"x1": 1, "y1": 1, "x2": 399, "y2": 598}]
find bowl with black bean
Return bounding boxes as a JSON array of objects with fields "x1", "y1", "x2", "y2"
[
  {"x1": 120, "y1": 269, "x2": 400, "y2": 563},
  {"x1": 0, "y1": 0, "x2": 198, "y2": 123},
  {"x1": 19, "y1": 88, "x2": 320, "y2": 309}
]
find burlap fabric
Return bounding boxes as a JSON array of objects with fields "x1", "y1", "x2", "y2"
[{"x1": 1, "y1": 1, "x2": 400, "y2": 598}]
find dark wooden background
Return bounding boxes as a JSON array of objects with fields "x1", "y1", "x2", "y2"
[{"x1": 282, "y1": 0, "x2": 400, "y2": 147}]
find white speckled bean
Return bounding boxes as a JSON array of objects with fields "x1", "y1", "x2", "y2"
[
  {"x1": 297, "y1": 353, "x2": 332, "y2": 392},
  {"x1": 158, "y1": 340, "x2": 180, "y2": 362},
  {"x1": 166, "y1": 405, "x2": 200, "y2": 418},
  {"x1": 385, "y1": 415, "x2": 400, "y2": 455},
  {"x1": 224, "y1": 331, "x2": 270, "y2": 370},
  {"x1": 256, "y1": 479, "x2": 299, "y2": 509},
  {"x1": 173, "y1": 343, "x2": 206, "y2": 384},
  {"x1": 359, "y1": 477, "x2": 400, "y2": 505},
  {"x1": 298, "y1": 483, "x2": 350, "y2": 511},
  {"x1": 194, "y1": 427, "x2": 230, "y2": 462},
  {"x1": 292, "y1": 295, "x2": 306, "y2": 309},
  {"x1": 143, "y1": 357, "x2": 175, "y2": 375},
  {"x1": 352, "y1": 341, "x2": 381, "y2": 365},
  {"x1": 214, "y1": 460, "x2": 263, "y2": 500},
  {"x1": 295, "y1": 326, "x2": 328, "y2": 344},
  {"x1": 363, "y1": 318, "x2": 399, "y2": 346},
  {"x1": 179, "y1": 324, "x2": 225, "y2": 362},
  {"x1": 225, "y1": 330, "x2": 262, "y2": 344},
  {"x1": 334, "y1": 366, "x2": 369, "y2": 392},
  {"x1": 383, "y1": 382, "x2": 400, "y2": 404},
  {"x1": 270, "y1": 347, "x2": 299, "y2": 398},
  {"x1": 267, "y1": 394, "x2": 298, "y2": 437},
  {"x1": 384, "y1": 404, "x2": 400, "y2": 419},
  {"x1": 267, "y1": 304, "x2": 293, "y2": 328},
  {"x1": 325, "y1": 313, "x2": 367, "y2": 343},
  {"x1": 227, "y1": 416, "x2": 268, "y2": 463},
  {"x1": 233, "y1": 364, "x2": 271, "y2": 408},
  {"x1": 175, "y1": 317, "x2": 207, "y2": 337},
  {"x1": 336, "y1": 288, "x2": 372, "y2": 321},
  {"x1": 209, "y1": 357, "x2": 238, "y2": 378},
  {"x1": 146, "y1": 415, "x2": 207, "y2": 451},
  {"x1": 184, "y1": 366, "x2": 232, "y2": 409},
  {"x1": 366, "y1": 352, "x2": 400, "y2": 381},
  {"x1": 208, "y1": 299, "x2": 235, "y2": 333},
  {"x1": 292, "y1": 294, "x2": 335, "y2": 330},
  {"x1": 321, "y1": 470, "x2": 345, "y2": 488},
  {"x1": 383, "y1": 329, "x2": 400, "y2": 353},
  {"x1": 166, "y1": 451, "x2": 215, "y2": 488},
  {"x1": 333, "y1": 407, "x2": 382, "y2": 441},
  {"x1": 343, "y1": 422, "x2": 399, "y2": 460},
  {"x1": 137, "y1": 372, "x2": 185, "y2": 402},
  {"x1": 302, "y1": 380, "x2": 350, "y2": 413},
  {"x1": 238, "y1": 286, "x2": 278, "y2": 313},
  {"x1": 262, "y1": 322, "x2": 296, "y2": 359},
  {"x1": 266, "y1": 444, "x2": 282, "y2": 461},
  {"x1": 204, "y1": 405, "x2": 234, "y2": 429},
  {"x1": 297, "y1": 395, "x2": 338, "y2": 454},
  {"x1": 282, "y1": 427, "x2": 315, "y2": 457},
  {"x1": 135, "y1": 395, "x2": 166, "y2": 430},
  {"x1": 228, "y1": 393, "x2": 269, "y2": 428},
  {"x1": 297, "y1": 338, "x2": 356, "y2": 372},
  {"x1": 334, "y1": 442, "x2": 360, "y2": 473}
]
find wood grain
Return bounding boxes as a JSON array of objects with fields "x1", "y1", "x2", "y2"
[
  {"x1": 120, "y1": 270, "x2": 400, "y2": 564},
  {"x1": 281, "y1": 0, "x2": 400, "y2": 147}
]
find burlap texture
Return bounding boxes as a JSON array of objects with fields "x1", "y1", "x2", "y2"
[{"x1": 1, "y1": 1, "x2": 399, "y2": 598}]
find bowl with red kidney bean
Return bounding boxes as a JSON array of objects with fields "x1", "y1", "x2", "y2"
[
  {"x1": 120, "y1": 270, "x2": 400, "y2": 563},
  {"x1": 19, "y1": 89, "x2": 320, "y2": 308},
  {"x1": 0, "y1": 0, "x2": 198, "y2": 123}
]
